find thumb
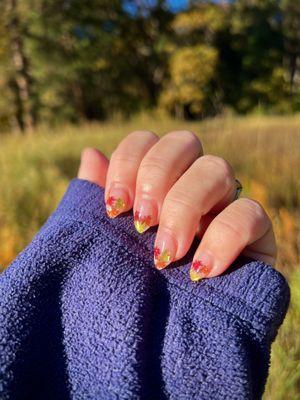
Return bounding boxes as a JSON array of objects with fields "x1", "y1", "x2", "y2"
[{"x1": 77, "y1": 147, "x2": 109, "y2": 188}]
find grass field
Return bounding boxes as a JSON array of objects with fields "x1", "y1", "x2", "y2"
[{"x1": 0, "y1": 114, "x2": 299, "y2": 398}]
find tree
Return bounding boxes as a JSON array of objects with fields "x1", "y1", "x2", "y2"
[
  {"x1": 227, "y1": 0, "x2": 287, "y2": 112},
  {"x1": 282, "y1": 0, "x2": 300, "y2": 100},
  {"x1": 160, "y1": 45, "x2": 218, "y2": 118},
  {"x1": 160, "y1": 2, "x2": 224, "y2": 118},
  {"x1": 1, "y1": 0, "x2": 34, "y2": 133},
  {"x1": 0, "y1": 0, "x2": 299, "y2": 132}
]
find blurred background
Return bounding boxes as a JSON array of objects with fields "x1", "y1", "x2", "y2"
[{"x1": 0, "y1": 0, "x2": 299, "y2": 398}]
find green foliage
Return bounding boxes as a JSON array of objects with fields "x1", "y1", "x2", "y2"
[
  {"x1": 225, "y1": 0, "x2": 288, "y2": 112},
  {"x1": 0, "y1": 0, "x2": 300, "y2": 132},
  {"x1": 0, "y1": 2, "x2": 18, "y2": 130},
  {"x1": 160, "y1": 45, "x2": 218, "y2": 117},
  {"x1": 171, "y1": 3, "x2": 226, "y2": 42}
]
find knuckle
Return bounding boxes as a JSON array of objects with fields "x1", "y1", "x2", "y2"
[
  {"x1": 165, "y1": 189, "x2": 200, "y2": 215},
  {"x1": 111, "y1": 131, "x2": 158, "y2": 165},
  {"x1": 127, "y1": 130, "x2": 158, "y2": 141},
  {"x1": 215, "y1": 217, "x2": 247, "y2": 242},
  {"x1": 115, "y1": 130, "x2": 157, "y2": 152},
  {"x1": 239, "y1": 198, "x2": 267, "y2": 221},
  {"x1": 140, "y1": 154, "x2": 168, "y2": 171},
  {"x1": 138, "y1": 156, "x2": 168, "y2": 181},
  {"x1": 197, "y1": 155, "x2": 235, "y2": 188},
  {"x1": 110, "y1": 150, "x2": 138, "y2": 165},
  {"x1": 200, "y1": 155, "x2": 231, "y2": 172},
  {"x1": 166, "y1": 130, "x2": 203, "y2": 148}
]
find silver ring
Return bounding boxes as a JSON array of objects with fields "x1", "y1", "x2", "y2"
[{"x1": 233, "y1": 178, "x2": 243, "y2": 200}]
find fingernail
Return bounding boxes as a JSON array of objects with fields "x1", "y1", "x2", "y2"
[
  {"x1": 190, "y1": 252, "x2": 213, "y2": 282},
  {"x1": 106, "y1": 187, "x2": 128, "y2": 218},
  {"x1": 134, "y1": 198, "x2": 156, "y2": 234},
  {"x1": 154, "y1": 231, "x2": 177, "y2": 270}
]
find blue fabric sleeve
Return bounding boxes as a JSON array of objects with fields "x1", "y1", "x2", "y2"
[{"x1": 0, "y1": 179, "x2": 290, "y2": 400}]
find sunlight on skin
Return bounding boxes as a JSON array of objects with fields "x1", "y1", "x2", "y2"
[{"x1": 78, "y1": 129, "x2": 277, "y2": 281}]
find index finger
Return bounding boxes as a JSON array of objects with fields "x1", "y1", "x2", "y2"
[{"x1": 104, "y1": 131, "x2": 158, "y2": 217}]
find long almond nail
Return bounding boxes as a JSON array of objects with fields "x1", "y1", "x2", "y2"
[
  {"x1": 106, "y1": 187, "x2": 128, "y2": 218},
  {"x1": 190, "y1": 252, "x2": 213, "y2": 282},
  {"x1": 134, "y1": 198, "x2": 157, "y2": 234},
  {"x1": 154, "y1": 231, "x2": 177, "y2": 270}
]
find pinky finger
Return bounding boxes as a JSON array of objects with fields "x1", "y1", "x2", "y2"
[
  {"x1": 78, "y1": 147, "x2": 109, "y2": 188},
  {"x1": 190, "y1": 198, "x2": 277, "y2": 282}
]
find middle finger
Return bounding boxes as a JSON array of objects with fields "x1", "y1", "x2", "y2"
[{"x1": 133, "y1": 130, "x2": 203, "y2": 233}]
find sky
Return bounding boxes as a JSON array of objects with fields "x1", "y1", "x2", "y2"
[
  {"x1": 123, "y1": 0, "x2": 228, "y2": 16},
  {"x1": 125, "y1": 1, "x2": 227, "y2": 14},
  {"x1": 167, "y1": 0, "x2": 188, "y2": 12},
  {"x1": 167, "y1": 0, "x2": 227, "y2": 11}
]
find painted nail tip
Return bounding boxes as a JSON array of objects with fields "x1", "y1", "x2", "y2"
[
  {"x1": 106, "y1": 196, "x2": 126, "y2": 218},
  {"x1": 106, "y1": 208, "x2": 121, "y2": 218},
  {"x1": 189, "y1": 269, "x2": 203, "y2": 282},
  {"x1": 154, "y1": 260, "x2": 169, "y2": 270},
  {"x1": 134, "y1": 220, "x2": 150, "y2": 234}
]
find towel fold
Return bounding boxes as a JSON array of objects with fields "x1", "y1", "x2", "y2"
[{"x1": 0, "y1": 179, "x2": 290, "y2": 400}]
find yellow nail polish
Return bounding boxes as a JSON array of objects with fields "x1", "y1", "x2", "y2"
[
  {"x1": 134, "y1": 215, "x2": 151, "y2": 234},
  {"x1": 106, "y1": 186, "x2": 128, "y2": 218},
  {"x1": 106, "y1": 196, "x2": 125, "y2": 218},
  {"x1": 153, "y1": 232, "x2": 177, "y2": 270},
  {"x1": 154, "y1": 247, "x2": 171, "y2": 269},
  {"x1": 133, "y1": 199, "x2": 156, "y2": 234},
  {"x1": 190, "y1": 260, "x2": 212, "y2": 282}
]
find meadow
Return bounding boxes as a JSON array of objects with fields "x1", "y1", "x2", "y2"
[{"x1": 0, "y1": 114, "x2": 299, "y2": 398}]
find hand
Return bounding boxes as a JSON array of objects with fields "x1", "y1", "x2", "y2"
[{"x1": 78, "y1": 130, "x2": 277, "y2": 281}]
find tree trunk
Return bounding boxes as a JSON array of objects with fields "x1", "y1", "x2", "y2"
[
  {"x1": 174, "y1": 103, "x2": 184, "y2": 119},
  {"x1": 7, "y1": 0, "x2": 34, "y2": 133}
]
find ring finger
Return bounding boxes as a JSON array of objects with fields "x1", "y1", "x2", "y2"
[{"x1": 153, "y1": 155, "x2": 237, "y2": 269}]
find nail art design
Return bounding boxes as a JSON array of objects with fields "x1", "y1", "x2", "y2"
[
  {"x1": 190, "y1": 260, "x2": 212, "y2": 282},
  {"x1": 134, "y1": 211, "x2": 152, "y2": 234},
  {"x1": 154, "y1": 231, "x2": 177, "y2": 269},
  {"x1": 154, "y1": 247, "x2": 171, "y2": 270},
  {"x1": 106, "y1": 196, "x2": 125, "y2": 218}
]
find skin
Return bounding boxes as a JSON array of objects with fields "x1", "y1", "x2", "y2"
[{"x1": 78, "y1": 130, "x2": 277, "y2": 281}]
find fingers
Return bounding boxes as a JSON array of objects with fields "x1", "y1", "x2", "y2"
[
  {"x1": 105, "y1": 131, "x2": 159, "y2": 218},
  {"x1": 153, "y1": 155, "x2": 236, "y2": 268},
  {"x1": 189, "y1": 198, "x2": 277, "y2": 281},
  {"x1": 78, "y1": 136, "x2": 275, "y2": 284},
  {"x1": 78, "y1": 148, "x2": 109, "y2": 187},
  {"x1": 133, "y1": 130, "x2": 203, "y2": 233}
]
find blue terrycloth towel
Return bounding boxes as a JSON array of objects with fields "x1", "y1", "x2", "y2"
[{"x1": 0, "y1": 179, "x2": 290, "y2": 400}]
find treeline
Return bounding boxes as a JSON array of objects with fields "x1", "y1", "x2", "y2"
[{"x1": 0, "y1": 0, "x2": 299, "y2": 133}]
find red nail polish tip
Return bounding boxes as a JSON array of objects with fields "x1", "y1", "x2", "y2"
[
  {"x1": 190, "y1": 260, "x2": 212, "y2": 281},
  {"x1": 153, "y1": 246, "x2": 171, "y2": 270},
  {"x1": 154, "y1": 247, "x2": 160, "y2": 258},
  {"x1": 106, "y1": 196, "x2": 125, "y2": 218}
]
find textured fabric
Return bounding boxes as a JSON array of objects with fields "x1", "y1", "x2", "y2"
[{"x1": 0, "y1": 178, "x2": 290, "y2": 400}]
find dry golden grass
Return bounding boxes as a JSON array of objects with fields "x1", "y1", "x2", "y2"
[{"x1": 0, "y1": 113, "x2": 299, "y2": 398}]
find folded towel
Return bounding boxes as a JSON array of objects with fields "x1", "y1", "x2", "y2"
[{"x1": 0, "y1": 179, "x2": 290, "y2": 400}]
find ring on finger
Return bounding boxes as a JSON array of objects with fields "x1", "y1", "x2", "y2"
[{"x1": 233, "y1": 178, "x2": 243, "y2": 201}]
